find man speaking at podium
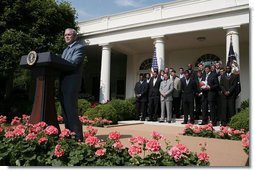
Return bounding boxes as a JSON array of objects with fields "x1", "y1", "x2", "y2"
[{"x1": 60, "y1": 28, "x2": 85, "y2": 141}]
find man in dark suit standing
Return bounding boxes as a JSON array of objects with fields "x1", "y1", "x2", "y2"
[
  {"x1": 180, "y1": 70, "x2": 197, "y2": 124},
  {"x1": 134, "y1": 74, "x2": 148, "y2": 121},
  {"x1": 200, "y1": 65, "x2": 219, "y2": 126},
  {"x1": 220, "y1": 66, "x2": 237, "y2": 126},
  {"x1": 60, "y1": 28, "x2": 85, "y2": 141},
  {"x1": 148, "y1": 70, "x2": 161, "y2": 121}
]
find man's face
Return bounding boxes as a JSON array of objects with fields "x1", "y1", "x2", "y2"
[
  {"x1": 146, "y1": 74, "x2": 150, "y2": 79},
  {"x1": 198, "y1": 64, "x2": 203, "y2": 71},
  {"x1": 153, "y1": 72, "x2": 158, "y2": 78},
  {"x1": 215, "y1": 63, "x2": 220, "y2": 69},
  {"x1": 220, "y1": 70, "x2": 225, "y2": 75},
  {"x1": 226, "y1": 67, "x2": 231, "y2": 73},
  {"x1": 205, "y1": 67, "x2": 210, "y2": 74},
  {"x1": 164, "y1": 73, "x2": 168, "y2": 80},
  {"x1": 64, "y1": 29, "x2": 76, "y2": 45},
  {"x1": 185, "y1": 73, "x2": 190, "y2": 79},
  {"x1": 171, "y1": 72, "x2": 176, "y2": 77},
  {"x1": 140, "y1": 75, "x2": 144, "y2": 81},
  {"x1": 179, "y1": 69, "x2": 184, "y2": 74}
]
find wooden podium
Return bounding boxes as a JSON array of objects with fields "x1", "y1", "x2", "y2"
[{"x1": 20, "y1": 52, "x2": 75, "y2": 130}]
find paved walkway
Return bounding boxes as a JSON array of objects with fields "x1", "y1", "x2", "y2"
[{"x1": 62, "y1": 119, "x2": 249, "y2": 166}]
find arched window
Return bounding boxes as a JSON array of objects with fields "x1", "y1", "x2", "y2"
[
  {"x1": 139, "y1": 58, "x2": 152, "y2": 70},
  {"x1": 195, "y1": 54, "x2": 221, "y2": 67}
]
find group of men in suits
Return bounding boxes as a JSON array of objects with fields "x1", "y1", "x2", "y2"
[{"x1": 134, "y1": 63, "x2": 239, "y2": 126}]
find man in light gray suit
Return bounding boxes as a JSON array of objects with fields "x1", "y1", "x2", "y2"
[
  {"x1": 159, "y1": 73, "x2": 173, "y2": 123},
  {"x1": 60, "y1": 28, "x2": 85, "y2": 141}
]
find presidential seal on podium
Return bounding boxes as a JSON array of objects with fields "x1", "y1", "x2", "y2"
[{"x1": 27, "y1": 51, "x2": 38, "y2": 66}]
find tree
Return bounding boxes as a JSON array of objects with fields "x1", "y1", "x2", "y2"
[{"x1": 0, "y1": 0, "x2": 78, "y2": 99}]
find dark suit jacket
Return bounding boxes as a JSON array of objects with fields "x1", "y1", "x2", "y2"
[
  {"x1": 180, "y1": 78, "x2": 197, "y2": 102},
  {"x1": 220, "y1": 73, "x2": 237, "y2": 98},
  {"x1": 201, "y1": 72, "x2": 219, "y2": 101},
  {"x1": 134, "y1": 81, "x2": 148, "y2": 102},
  {"x1": 148, "y1": 77, "x2": 162, "y2": 97},
  {"x1": 60, "y1": 41, "x2": 85, "y2": 93}
]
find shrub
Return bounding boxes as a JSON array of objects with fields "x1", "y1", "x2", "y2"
[
  {"x1": 55, "y1": 99, "x2": 91, "y2": 116},
  {"x1": 126, "y1": 97, "x2": 136, "y2": 105},
  {"x1": 78, "y1": 99, "x2": 91, "y2": 115},
  {"x1": 240, "y1": 99, "x2": 249, "y2": 110},
  {"x1": 84, "y1": 104, "x2": 118, "y2": 124},
  {"x1": 109, "y1": 99, "x2": 136, "y2": 121},
  {"x1": 229, "y1": 108, "x2": 249, "y2": 132}
]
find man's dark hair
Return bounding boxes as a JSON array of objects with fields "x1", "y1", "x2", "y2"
[{"x1": 204, "y1": 65, "x2": 211, "y2": 69}]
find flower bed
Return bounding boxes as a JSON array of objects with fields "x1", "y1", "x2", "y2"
[
  {"x1": 57, "y1": 115, "x2": 112, "y2": 127},
  {"x1": 182, "y1": 123, "x2": 249, "y2": 155},
  {"x1": 0, "y1": 115, "x2": 209, "y2": 166},
  {"x1": 182, "y1": 123, "x2": 246, "y2": 140}
]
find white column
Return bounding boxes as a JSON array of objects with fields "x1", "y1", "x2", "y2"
[
  {"x1": 99, "y1": 44, "x2": 111, "y2": 103},
  {"x1": 125, "y1": 55, "x2": 135, "y2": 99},
  {"x1": 152, "y1": 36, "x2": 165, "y2": 71},
  {"x1": 224, "y1": 26, "x2": 241, "y2": 109},
  {"x1": 225, "y1": 26, "x2": 240, "y2": 68}
]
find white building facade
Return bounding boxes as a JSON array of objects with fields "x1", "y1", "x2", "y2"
[{"x1": 78, "y1": 0, "x2": 249, "y2": 104}]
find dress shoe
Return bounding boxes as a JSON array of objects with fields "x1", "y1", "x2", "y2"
[
  {"x1": 181, "y1": 122, "x2": 187, "y2": 124},
  {"x1": 190, "y1": 120, "x2": 195, "y2": 124},
  {"x1": 167, "y1": 120, "x2": 171, "y2": 123}
]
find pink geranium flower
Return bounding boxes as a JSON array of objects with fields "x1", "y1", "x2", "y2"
[
  {"x1": 146, "y1": 140, "x2": 161, "y2": 152},
  {"x1": 0, "y1": 127, "x2": 3, "y2": 133},
  {"x1": 59, "y1": 129, "x2": 74, "y2": 138},
  {"x1": 5, "y1": 131, "x2": 15, "y2": 138},
  {"x1": 108, "y1": 131, "x2": 121, "y2": 141},
  {"x1": 35, "y1": 122, "x2": 47, "y2": 128},
  {"x1": 13, "y1": 128, "x2": 25, "y2": 137},
  {"x1": 168, "y1": 144, "x2": 189, "y2": 162},
  {"x1": 198, "y1": 152, "x2": 209, "y2": 162},
  {"x1": 22, "y1": 114, "x2": 30, "y2": 123},
  {"x1": 85, "y1": 136, "x2": 99, "y2": 146},
  {"x1": 136, "y1": 136, "x2": 148, "y2": 145},
  {"x1": 54, "y1": 144, "x2": 65, "y2": 157},
  {"x1": 25, "y1": 133, "x2": 37, "y2": 141},
  {"x1": 113, "y1": 141, "x2": 124, "y2": 150},
  {"x1": 241, "y1": 132, "x2": 249, "y2": 148},
  {"x1": 95, "y1": 148, "x2": 106, "y2": 156},
  {"x1": 11, "y1": 116, "x2": 21, "y2": 125},
  {"x1": 151, "y1": 131, "x2": 163, "y2": 140},
  {"x1": 168, "y1": 146, "x2": 183, "y2": 162},
  {"x1": 44, "y1": 125, "x2": 59, "y2": 135},
  {"x1": 128, "y1": 145, "x2": 142, "y2": 156},
  {"x1": 0, "y1": 115, "x2": 7, "y2": 124},
  {"x1": 38, "y1": 137, "x2": 48, "y2": 145}
]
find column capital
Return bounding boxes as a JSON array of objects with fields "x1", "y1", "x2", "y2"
[
  {"x1": 151, "y1": 35, "x2": 164, "y2": 40},
  {"x1": 152, "y1": 35, "x2": 165, "y2": 45},
  {"x1": 99, "y1": 43, "x2": 111, "y2": 48},
  {"x1": 223, "y1": 25, "x2": 241, "y2": 30},
  {"x1": 223, "y1": 25, "x2": 240, "y2": 36}
]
